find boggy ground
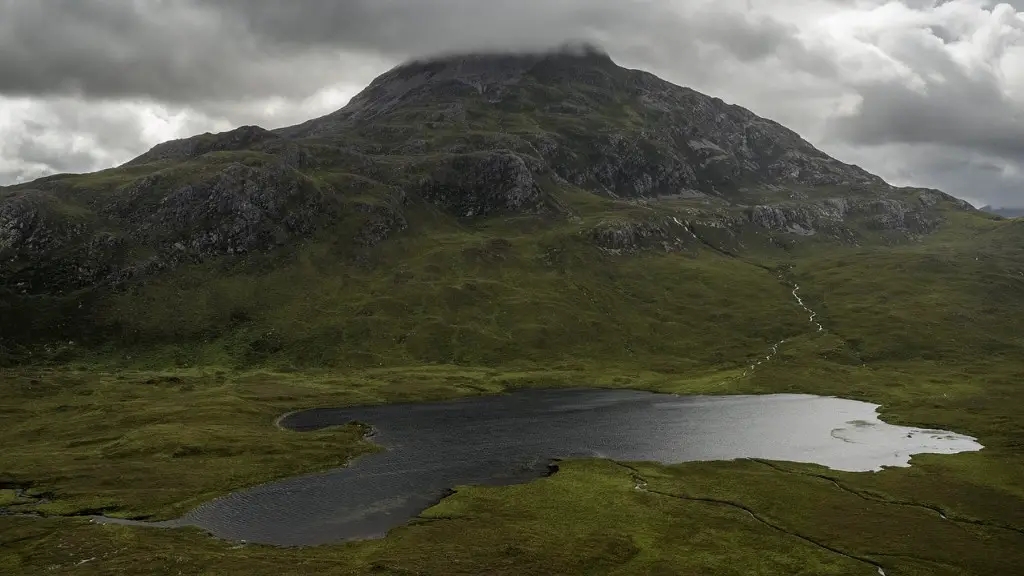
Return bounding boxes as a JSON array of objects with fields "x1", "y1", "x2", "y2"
[
  {"x1": 3, "y1": 214, "x2": 1024, "y2": 574},
  {"x1": 2, "y1": 353, "x2": 1023, "y2": 575}
]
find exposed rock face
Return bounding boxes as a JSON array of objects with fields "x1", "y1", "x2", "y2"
[
  {"x1": 1, "y1": 191, "x2": 125, "y2": 292},
  {"x1": 744, "y1": 188, "x2": 957, "y2": 238},
  {"x1": 582, "y1": 183, "x2": 961, "y2": 256},
  {"x1": 122, "y1": 163, "x2": 322, "y2": 255},
  {"x1": 586, "y1": 217, "x2": 696, "y2": 254},
  {"x1": 0, "y1": 191, "x2": 84, "y2": 257},
  {"x1": 543, "y1": 132, "x2": 699, "y2": 197},
  {"x1": 419, "y1": 151, "x2": 543, "y2": 216},
  {"x1": 1, "y1": 193, "x2": 48, "y2": 254},
  {"x1": 628, "y1": 72, "x2": 885, "y2": 192},
  {"x1": 4, "y1": 164, "x2": 334, "y2": 293}
]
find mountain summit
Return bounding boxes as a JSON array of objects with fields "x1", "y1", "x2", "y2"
[{"x1": 279, "y1": 45, "x2": 885, "y2": 196}]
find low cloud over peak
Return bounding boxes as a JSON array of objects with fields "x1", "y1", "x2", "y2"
[{"x1": 1, "y1": 0, "x2": 1023, "y2": 207}]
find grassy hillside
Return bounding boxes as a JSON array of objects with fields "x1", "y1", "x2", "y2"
[
  {"x1": 3, "y1": 205, "x2": 1023, "y2": 574},
  {"x1": 0, "y1": 179, "x2": 980, "y2": 369}
]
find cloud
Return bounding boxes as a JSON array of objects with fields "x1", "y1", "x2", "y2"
[
  {"x1": 0, "y1": 0, "x2": 824, "y2": 102},
  {"x1": 826, "y1": 140, "x2": 1024, "y2": 207},
  {"x1": 825, "y1": 1, "x2": 1024, "y2": 158},
  {"x1": 0, "y1": 0, "x2": 381, "y2": 103},
  {"x1": 0, "y1": 83, "x2": 367, "y2": 183},
  {"x1": 0, "y1": 0, "x2": 1022, "y2": 208},
  {"x1": 0, "y1": 97, "x2": 176, "y2": 180},
  {"x1": 811, "y1": 0, "x2": 1024, "y2": 205}
]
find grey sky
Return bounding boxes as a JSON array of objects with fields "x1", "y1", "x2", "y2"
[{"x1": 1, "y1": 0, "x2": 1023, "y2": 207}]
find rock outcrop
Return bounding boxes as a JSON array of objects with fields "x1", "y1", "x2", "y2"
[
  {"x1": 585, "y1": 217, "x2": 697, "y2": 254},
  {"x1": 118, "y1": 163, "x2": 323, "y2": 255},
  {"x1": 419, "y1": 151, "x2": 543, "y2": 216}
]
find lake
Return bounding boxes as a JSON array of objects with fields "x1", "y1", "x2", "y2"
[{"x1": 95, "y1": 389, "x2": 983, "y2": 546}]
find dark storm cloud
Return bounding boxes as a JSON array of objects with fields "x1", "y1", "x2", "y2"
[
  {"x1": 0, "y1": 0, "x2": 344, "y2": 102},
  {"x1": 830, "y1": 72, "x2": 1024, "y2": 162},
  {"x1": 0, "y1": 0, "x2": 831, "y2": 102},
  {"x1": 901, "y1": 150, "x2": 1024, "y2": 208},
  {"x1": 206, "y1": 0, "x2": 839, "y2": 79}
]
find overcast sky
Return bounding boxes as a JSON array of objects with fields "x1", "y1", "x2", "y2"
[{"x1": 1, "y1": 0, "x2": 1023, "y2": 207}]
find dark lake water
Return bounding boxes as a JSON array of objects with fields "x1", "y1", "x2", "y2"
[{"x1": 95, "y1": 389, "x2": 982, "y2": 546}]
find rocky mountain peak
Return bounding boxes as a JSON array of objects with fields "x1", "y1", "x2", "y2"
[{"x1": 277, "y1": 46, "x2": 886, "y2": 194}]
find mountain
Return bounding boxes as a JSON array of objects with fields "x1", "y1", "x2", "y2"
[
  {"x1": 0, "y1": 45, "x2": 1012, "y2": 370},
  {"x1": 980, "y1": 205, "x2": 1024, "y2": 218}
]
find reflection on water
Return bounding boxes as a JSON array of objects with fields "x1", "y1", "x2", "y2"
[{"x1": 95, "y1": 390, "x2": 982, "y2": 546}]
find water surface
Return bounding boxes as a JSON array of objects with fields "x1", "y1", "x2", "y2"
[{"x1": 97, "y1": 389, "x2": 982, "y2": 546}]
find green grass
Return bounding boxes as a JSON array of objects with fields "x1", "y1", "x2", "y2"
[{"x1": 24, "y1": 197, "x2": 803, "y2": 372}]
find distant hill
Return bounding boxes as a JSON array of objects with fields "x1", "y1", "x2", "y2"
[{"x1": 980, "y1": 205, "x2": 1024, "y2": 218}]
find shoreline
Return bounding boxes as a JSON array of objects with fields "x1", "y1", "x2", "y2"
[{"x1": 273, "y1": 410, "x2": 299, "y2": 431}]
